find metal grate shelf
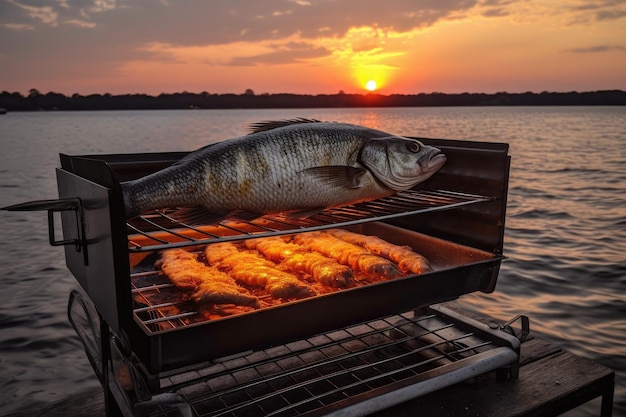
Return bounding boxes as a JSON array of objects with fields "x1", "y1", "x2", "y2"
[
  {"x1": 141, "y1": 306, "x2": 520, "y2": 417},
  {"x1": 127, "y1": 189, "x2": 494, "y2": 252}
]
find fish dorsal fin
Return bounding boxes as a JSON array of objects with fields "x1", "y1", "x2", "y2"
[{"x1": 247, "y1": 118, "x2": 325, "y2": 134}]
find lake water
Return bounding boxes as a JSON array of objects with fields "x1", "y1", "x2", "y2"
[{"x1": 1, "y1": 107, "x2": 625, "y2": 416}]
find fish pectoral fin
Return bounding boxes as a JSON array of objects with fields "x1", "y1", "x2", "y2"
[
  {"x1": 168, "y1": 206, "x2": 228, "y2": 226},
  {"x1": 300, "y1": 166, "x2": 367, "y2": 189}
]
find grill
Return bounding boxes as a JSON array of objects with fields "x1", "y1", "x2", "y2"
[{"x1": 5, "y1": 137, "x2": 523, "y2": 416}]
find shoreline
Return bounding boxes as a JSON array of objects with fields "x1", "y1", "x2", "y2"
[{"x1": 2, "y1": 90, "x2": 625, "y2": 112}]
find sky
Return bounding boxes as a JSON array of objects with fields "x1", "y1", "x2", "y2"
[{"x1": 0, "y1": 0, "x2": 625, "y2": 96}]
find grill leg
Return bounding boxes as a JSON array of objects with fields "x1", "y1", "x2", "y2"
[
  {"x1": 100, "y1": 317, "x2": 127, "y2": 417},
  {"x1": 103, "y1": 386, "x2": 125, "y2": 417}
]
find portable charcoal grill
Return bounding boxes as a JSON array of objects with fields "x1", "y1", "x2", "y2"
[{"x1": 4, "y1": 137, "x2": 528, "y2": 417}]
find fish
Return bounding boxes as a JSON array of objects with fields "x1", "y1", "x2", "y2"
[{"x1": 121, "y1": 118, "x2": 446, "y2": 223}]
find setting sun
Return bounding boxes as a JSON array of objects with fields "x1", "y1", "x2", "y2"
[{"x1": 365, "y1": 80, "x2": 377, "y2": 91}]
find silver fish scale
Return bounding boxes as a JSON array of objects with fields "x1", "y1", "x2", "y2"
[{"x1": 192, "y1": 129, "x2": 379, "y2": 214}]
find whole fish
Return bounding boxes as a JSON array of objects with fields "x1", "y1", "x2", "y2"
[{"x1": 122, "y1": 119, "x2": 446, "y2": 222}]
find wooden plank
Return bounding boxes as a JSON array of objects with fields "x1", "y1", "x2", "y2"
[
  {"x1": 508, "y1": 351, "x2": 614, "y2": 417},
  {"x1": 372, "y1": 347, "x2": 614, "y2": 417},
  {"x1": 518, "y1": 338, "x2": 562, "y2": 366}
]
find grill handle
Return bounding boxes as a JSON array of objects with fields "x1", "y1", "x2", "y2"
[{"x1": 2, "y1": 198, "x2": 88, "y2": 264}]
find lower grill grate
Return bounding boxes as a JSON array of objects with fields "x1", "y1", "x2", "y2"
[{"x1": 143, "y1": 307, "x2": 518, "y2": 417}]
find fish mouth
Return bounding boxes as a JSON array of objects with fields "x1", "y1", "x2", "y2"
[
  {"x1": 382, "y1": 150, "x2": 446, "y2": 190},
  {"x1": 422, "y1": 151, "x2": 447, "y2": 172}
]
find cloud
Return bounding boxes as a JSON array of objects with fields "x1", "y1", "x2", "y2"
[
  {"x1": 40, "y1": 1, "x2": 488, "y2": 62},
  {"x1": 568, "y1": 0, "x2": 626, "y2": 21},
  {"x1": 564, "y1": 44, "x2": 626, "y2": 53},
  {"x1": 5, "y1": 0, "x2": 59, "y2": 26},
  {"x1": 476, "y1": 0, "x2": 517, "y2": 17},
  {"x1": 228, "y1": 43, "x2": 331, "y2": 66},
  {"x1": 64, "y1": 18, "x2": 97, "y2": 28},
  {"x1": 228, "y1": 48, "x2": 330, "y2": 66},
  {"x1": 1, "y1": 22, "x2": 34, "y2": 30},
  {"x1": 0, "y1": 0, "x2": 122, "y2": 31},
  {"x1": 595, "y1": 8, "x2": 626, "y2": 19},
  {"x1": 91, "y1": 0, "x2": 116, "y2": 13},
  {"x1": 481, "y1": 8, "x2": 509, "y2": 17},
  {"x1": 570, "y1": 0, "x2": 625, "y2": 12},
  {"x1": 1, "y1": 0, "x2": 486, "y2": 41},
  {"x1": 137, "y1": 37, "x2": 332, "y2": 67}
]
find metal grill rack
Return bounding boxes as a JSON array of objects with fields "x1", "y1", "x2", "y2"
[
  {"x1": 132, "y1": 269, "x2": 207, "y2": 333},
  {"x1": 123, "y1": 305, "x2": 520, "y2": 417},
  {"x1": 127, "y1": 190, "x2": 494, "y2": 252}
]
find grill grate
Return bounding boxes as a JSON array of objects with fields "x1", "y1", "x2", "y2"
[
  {"x1": 126, "y1": 190, "x2": 493, "y2": 252},
  {"x1": 146, "y1": 309, "x2": 516, "y2": 417},
  {"x1": 132, "y1": 270, "x2": 203, "y2": 332}
]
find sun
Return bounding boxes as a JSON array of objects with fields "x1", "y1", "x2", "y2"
[{"x1": 365, "y1": 80, "x2": 377, "y2": 91}]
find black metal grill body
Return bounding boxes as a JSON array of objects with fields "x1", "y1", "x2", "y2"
[{"x1": 51, "y1": 138, "x2": 510, "y2": 375}]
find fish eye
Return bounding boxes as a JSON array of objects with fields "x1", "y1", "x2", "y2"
[{"x1": 406, "y1": 142, "x2": 420, "y2": 153}]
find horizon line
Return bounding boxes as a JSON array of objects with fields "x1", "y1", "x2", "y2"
[{"x1": 6, "y1": 88, "x2": 626, "y2": 97}]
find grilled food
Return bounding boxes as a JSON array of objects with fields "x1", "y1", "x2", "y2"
[
  {"x1": 154, "y1": 229, "x2": 433, "y2": 314},
  {"x1": 155, "y1": 249, "x2": 207, "y2": 291},
  {"x1": 155, "y1": 249, "x2": 260, "y2": 308},
  {"x1": 327, "y1": 229, "x2": 432, "y2": 274},
  {"x1": 205, "y1": 242, "x2": 316, "y2": 300},
  {"x1": 244, "y1": 236, "x2": 354, "y2": 288},
  {"x1": 293, "y1": 231, "x2": 402, "y2": 279},
  {"x1": 121, "y1": 119, "x2": 446, "y2": 223}
]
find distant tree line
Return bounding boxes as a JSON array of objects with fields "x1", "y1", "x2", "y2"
[{"x1": 1, "y1": 88, "x2": 625, "y2": 111}]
